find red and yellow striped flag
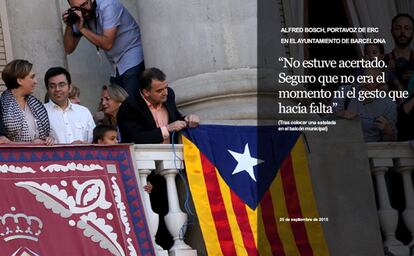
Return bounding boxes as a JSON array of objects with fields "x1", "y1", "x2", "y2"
[{"x1": 182, "y1": 125, "x2": 329, "y2": 255}]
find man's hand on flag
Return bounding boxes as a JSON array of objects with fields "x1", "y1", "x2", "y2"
[
  {"x1": 184, "y1": 114, "x2": 200, "y2": 128},
  {"x1": 167, "y1": 120, "x2": 187, "y2": 132}
]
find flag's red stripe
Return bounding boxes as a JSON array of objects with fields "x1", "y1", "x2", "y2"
[
  {"x1": 280, "y1": 154, "x2": 313, "y2": 256},
  {"x1": 260, "y1": 190, "x2": 286, "y2": 255},
  {"x1": 230, "y1": 191, "x2": 258, "y2": 255},
  {"x1": 200, "y1": 152, "x2": 237, "y2": 255}
]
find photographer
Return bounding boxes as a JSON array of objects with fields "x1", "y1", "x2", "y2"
[{"x1": 62, "y1": 0, "x2": 144, "y2": 96}]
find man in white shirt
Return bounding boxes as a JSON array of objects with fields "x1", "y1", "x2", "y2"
[{"x1": 44, "y1": 67, "x2": 95, "y2": 144}]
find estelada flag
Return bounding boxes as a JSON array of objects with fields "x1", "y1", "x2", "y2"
[{"x1": 182, "y1": 125, "x2": 329, "y2": 256}]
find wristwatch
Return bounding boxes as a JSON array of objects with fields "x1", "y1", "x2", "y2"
[{"x1": 72, "y1": 25, "x2": 83, "y2": 38}]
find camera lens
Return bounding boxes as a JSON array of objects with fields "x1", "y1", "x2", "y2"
[{"x1": 66, "y1": 8, "x2": 80, "y2": 25}]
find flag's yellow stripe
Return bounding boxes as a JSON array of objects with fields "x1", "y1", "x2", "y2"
[
  {"x1": 291, "y1": 137, "x2": 330, "y2": 255},
  {"x1": 271, "y1": 173, "x2": 301, "y2": 256},
  {"x1": 245, "y1": 204, "x2": 258, "y2": 248},
  {"x1": 182, "y1": 136, "x2": 222, "y2": 256},
  {"x1": 216, "y1": 169, "x2": 248, "y2": 256}
]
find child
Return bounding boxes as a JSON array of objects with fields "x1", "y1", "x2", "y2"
[
  {"x1": 364, "y1": 43, "x2": 384, "y2": 61},
  {"x1": 93, "y1": 124, "x2": 118, "y2": 145},
  {"x1": 69, "y1": 85, "x2": 81, "y2": 104},
  {"x1": 364, "y1": 43, "x2": 403, "y2": 93},
  {"x1": 93, "y1": 124, "x2": 153, "y2": 192}
]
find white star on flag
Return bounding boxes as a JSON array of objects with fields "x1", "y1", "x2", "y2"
[{"x1": 228, "y1": 143, "x2": 264, "y2": 182}]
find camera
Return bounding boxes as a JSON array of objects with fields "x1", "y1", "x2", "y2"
[{"x1": 66, "y1": 7, "x2": 80, "y2": 25}]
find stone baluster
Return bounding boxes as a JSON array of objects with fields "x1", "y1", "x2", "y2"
[
  {"x1": 370, "y1": 158, "x2": 408, "y2": 255},
  {"x1": 157, "y1": 160, "x2": 197, "y2": 256},
  {"x1": 396, "y1": 158, "x2": 414, "y2": 249},
  {"x1": 136, "y1": 160, "x2": 168, "y2": 256}
]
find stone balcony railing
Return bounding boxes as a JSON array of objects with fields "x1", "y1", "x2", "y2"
[
  {"x1": 133, "y1": 141, "x2": 414, "y2": 256},
  {"x1": 367, "y1": 142, "x2": 414, "y2": 256},
  {"x1": 133, "y1": 144, "x2": 198, "y2": 256}
]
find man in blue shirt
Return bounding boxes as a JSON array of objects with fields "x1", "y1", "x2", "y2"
[{"x1": 62, "y1": 0, "x2": 144, "y2": 96}]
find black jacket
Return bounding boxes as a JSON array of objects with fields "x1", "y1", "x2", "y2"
[{"x1": 117, "y1": 88, "x2": 183, "y2": 144}]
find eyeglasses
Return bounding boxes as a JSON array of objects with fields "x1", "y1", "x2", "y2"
[
  {"x1": 48, "y1": 82, "x2": 69, "y2": 90},
  {"x1": 72, "y1": 0, "x2": 90, "y2": 10}
]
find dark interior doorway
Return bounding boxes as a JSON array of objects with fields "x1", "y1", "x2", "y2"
[{"x1": 306, "y1": 0, "x2": 359, "y2": 91}]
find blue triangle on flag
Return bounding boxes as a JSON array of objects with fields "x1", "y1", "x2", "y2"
[{"x1": 183, "y1": 125, "x2": 301, "y2": 209}]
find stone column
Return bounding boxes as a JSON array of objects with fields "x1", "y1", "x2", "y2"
[
  {"x1": 4, "y1": 0, "x2": 66, "y2": 100},
  {"x1": 136, "y1": 160, "x2": 167, "y2": 256},
  {"x1": 395, "y1": 159, "x2": 414, "y2": 248},
  {"x1": 157, "y1": 160, "x2": 196, "y2": 256},
  {"x1": 370, "y1": 158, "x2": 409, "y2": 255},
  {"x1": 136, "y1": 0, "x2": 263, "y2": 122}
]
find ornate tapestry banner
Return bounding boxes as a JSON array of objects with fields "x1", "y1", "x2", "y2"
[{"x1": 0, "y1": 144, "x2": 155, "y2": 256}]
